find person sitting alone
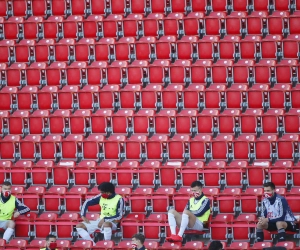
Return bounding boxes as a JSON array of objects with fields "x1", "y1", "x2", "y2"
[
  {"x1": 76, "y1": 182, "x2": 124, "y2": 245},
  {"x1": 166, "y1": 180, "x2": 210, "y2": 242},
  {"x1": 256, "y1": 182, "x2": 297, "y2": 242}
]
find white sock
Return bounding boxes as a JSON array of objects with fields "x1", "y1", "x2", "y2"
[
  {"x1": 178, "y1": 213, "x2": 189, "y2": 237},
  {"x1": 76, "y1": 228, "x2": 95, "y2": 246},
  {"x1": 3, "y1": 228, "x2": 14, "y2": 242},
  {"x1": 103, "y1": 227, "x2": 112, "y2": 240},
  {"x1": 168, "y1": 213, "x2": 177, "y2": 235}
]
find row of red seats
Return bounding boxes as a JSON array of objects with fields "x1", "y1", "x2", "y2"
[
  {"x1": 7, "y1": 183, "x2": 300, "y2": 215},
  {"x1": 1, "y1": 84, "x2": 299, "y2": 114},
  {"x1": 1, "y1": 11, "x2": 300, "y2": 41},
  {"x1": 2, "y1": 0, "x2": 300, "y2": 19},
  {"x1": 0, "y1": 107, "x2": 299, "y2": 138},
  {"x1": 0, "y1": 60, "x2": 299, "y2": 90},
  {"x1": 9, "y1": 208, "x2": 300, "y2": 245},
  {"x1": 1, "y1": 238, "x2": 297, "y2": 250},
  {"x1": 1, "y1": 131, "x2": 300, "y2": 162},
  {"x1": 1, "y1": 34, "x2": 300, "y2": 64},
  {"x1": 1, "y1": 155, "x2": 300, "y2": 192}
]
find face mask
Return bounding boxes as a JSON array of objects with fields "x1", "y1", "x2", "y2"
[
  {"x1": 101, "y1": 193, "x2": 110, "y2": 199},
  {"x1": 132, "y1": 243, "x2": 137, "y2": 249},
  {"x1": 264, "y1": 192, "x2": 273, "y2": 199},
  {"x1": 49, "y1": 242, "x2": 57, "y2": 249},
  {"x1": 193, "y1": 191, "x2": 201, "y2": 198},
  {"x1": 2, "y1": 191, "x2": 11, "y2": 198}
]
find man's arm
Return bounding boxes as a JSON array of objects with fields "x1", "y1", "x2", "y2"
[
  {"x1": 80, "y1": 194, "x2": 101, "y2": 217},
  {"x1": 190, "y1": 198, "x2": 210, "y2": 217},
  {"x1": 15, "y1": 198, "x2": 30, "y2": 215},
  {"x1": 185, "y1": 200, "x2": 190, "y2": 211},
  {"x1": 103, "y1": 197, "x2": 124, "y2": 222},
  {"x1": 268, "y1": 198, "x2": 287, "y2": 223},
  {"x1": 261, "y1": 200, "x2": 267, "y2": 218}
]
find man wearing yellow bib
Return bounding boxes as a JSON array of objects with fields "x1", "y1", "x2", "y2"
[
  {"x1": 166, "y1": 181, "x2": 210, "y2": 242},
  {"x1": 0, "y1": 181, "x2": 30, "y2": 243},
  {"x1": 76, "y1": 182, "x2": 124, "y2": 246},
  {"x1": 40, "y1": 234, "x2": 57, "y2": 250}
]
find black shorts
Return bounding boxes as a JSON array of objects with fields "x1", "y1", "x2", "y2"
[{"x1": 267, "y1": 221, "x2": 297, "y2": 232}]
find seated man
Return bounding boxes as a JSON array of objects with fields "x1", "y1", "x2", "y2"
[
  {"x1": 76, "y1": 182, "x2": 124, "y2": 245},
  {"x1": 256, "y1": 182, "x2": 297, "y2": 242},
  {"x1": 166, "y1": 180, "x2": 210, "y2": 242},
  {"x1": 40, "y1": 234, "x2": 57, "y2": 250},
  {"x1": 132, "y1": 233, "x2": 146, "y2": 250},
  {"x1": 0, "y1": 181, "x2": 30, "y2": 242}
]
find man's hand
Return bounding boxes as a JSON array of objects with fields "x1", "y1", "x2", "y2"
[
  {"x1": 258, "y1": 217, "x2": 268, "y2": 224},
  {"x1": 82, "y1": 216, "x2": 90, "y2": 224},
  {"x1": 13, "y1": 212, "x2": 20, "y2": 218},
  {"x1": 98, "y1": 219, "x2": 105, "y2": 228}
]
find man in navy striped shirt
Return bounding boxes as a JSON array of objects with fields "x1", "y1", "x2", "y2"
[
  {"x1": 256, "y1": 182, "x2": 297, "y2": 242},
  {"x1": 76, "y1": 182, "x2": 124, "y2": 245}
]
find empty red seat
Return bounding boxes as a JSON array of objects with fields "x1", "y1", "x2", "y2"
[
  {"x1": 289, "y1": 11, "x2": 300, "y2": 34},
  {"x1": 205, "y1": 12, "x2": 226, "y2": 36},
  {"x1": 61, "y1": 134, "x2": 84, "y2": 160},
  {"x1": 247, "y1": 11, "x2": 268, "y2": 35},
  {"x1": 219, "y1": 35, "x2": 241, "y2": 60},
  {"x1": 143, "y1": 13, "x2": 164, "y2": 37},
  {"x1": 226, "y1": 11, "x2": 247, "y2": 35},
  {"x1": 0, "y1": 40, "x2": 15, "y2": 64},
  {"x1": 6, "y1": 63, "x2": 27, "y2": 87},
  {"x1": 86, "y1": 61, "x2": 108, "y2": 86},
  {"x1": 183, "y1": 12, "x2": 205, "y2": 37},
  {"x1": 164, "y1": 13, "x2": 184, "y2": 37},
  {"x1": 169, "y1": 60, "x2": 191, "y2": 85},
  {"x1": 156, "y1": 35, "x2": 177, "y2": 61},
  {"x1": 9, "y1": 110, "x2": 29, "y2": 135},
  {"x1": 252, "y1": 242, "x2": 273, "y2": 249},
  {"x1": 115, "y1": 37, "x2": 136, "y2": 62},
  {"x1": 0, "y1": 86, "x2": 17, "y2": 111},
  {"x1": 209, "y1": 214, "x2": 233, "y2": 241},
  {"x1": 58, "y1": 86, "x2": 79, "y2": 110},
  {"x1": 66, "y1": 62, "x2": 87, "y2": 86},
  {"x1": 154, "y1": 110, "x2": 176, "y2": 136},
  {"x1": 20, "y1": 135, "x2": 41, "y2": 160},
  {"x1": 40, "y1": 134, "x2": 62, "y2": 160},
  {"x1": 103, "y1": 14, "x2": 123, "y2": 38},
  {"x1": 283, "y1": 34, "x2": 300, "y2": 59},
  {"x1": 255, "y1": 59, "x2": 276, "y2": 84},
  {"x1": 46, "y1": 62, "x2": 67, "y2": 86},
  {"x1": 4, "y1": 17, "x2": 24, "y2": 40},
  {"x1": 107, "y1": 61, "x2": 128, "y2": 86},
  {"x1": 162, "y1": 85, "x2": 183, "y2": 110},
  {"x1": 91, "y1": 109, "x2": 112, "y2": 135},
  {"x1": 212, "y1": 60, "x2": 233, "y2": 84},
  {"x1": 43, "y1": 16, "x2": 64, "y2": 39}
]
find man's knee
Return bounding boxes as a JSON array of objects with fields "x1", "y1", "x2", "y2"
[
  {"x1": 76, "y1": 223, "x2": 87, "y2": 230},
  {"x1": 103, "y1": 222, "x2": 112, "y2": 228},
  {"x1": 256, "y1": 223, "x2": 265, "y2": 229},
  {"x1": 183, "y1": 210, "x2": 192, "y2": 217},
  {"x1": 168, "y1": 209, "x2": 177, "y2": 215},
  {"x1": 276, "y1": 221, "x2": 286, "y2": 229},
  {"x1": 6, "y1": 220, "x2": 15, "y2": 229}
]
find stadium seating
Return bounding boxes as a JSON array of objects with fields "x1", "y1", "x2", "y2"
[{"x1": 1, "y1": 0, "x2": 300, "y2": 249}]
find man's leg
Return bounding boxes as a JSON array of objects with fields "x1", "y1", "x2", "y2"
[
  {"x1": 102, "y1": 222, "x2": 112, "y2": 240},
  {"x1": 256, "y1": 221, "x2": 269, "y2": 242},
  {"x1": 167, "y1": 210, "x2": 199, "y2": 241},
  {"x1": 177, "y1": 210, "x2": 198, "y2": 237},
  {"x1": 76, "y1": 222, "x2": 96, "y2": 245},
  {"x1": 3, "y1": 220, "x2": 15, "y2": 242},
  {"x1": 168, "y1": 209, "x2": 182, "y2": 235},
  {"x1": 276, "y1": 221, "x2": 288, "y2": 242}
]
